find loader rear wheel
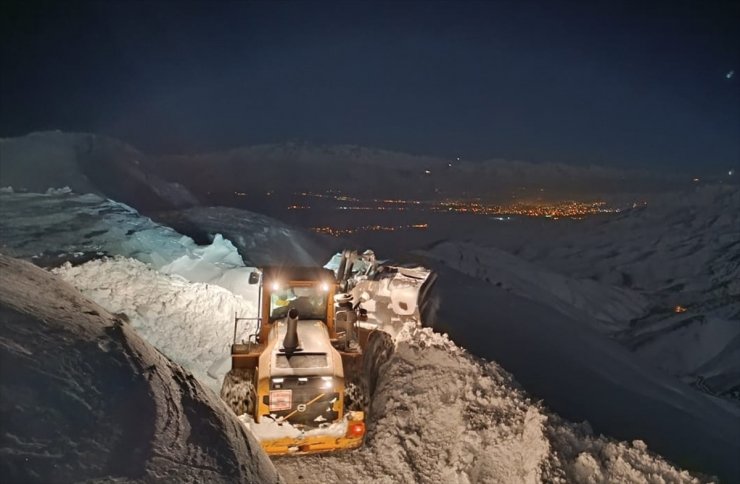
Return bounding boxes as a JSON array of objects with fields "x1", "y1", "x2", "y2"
[
  {"x1": 364, "y1": 330, "x2": 395, "y2": 398},
  {"x1": 220, "y1": 368, "x2": 255, "y2": 417}
]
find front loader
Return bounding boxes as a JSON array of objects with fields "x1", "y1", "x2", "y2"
[{"x1": 220, "y1": 266, "x2": 369, "y2": 455}]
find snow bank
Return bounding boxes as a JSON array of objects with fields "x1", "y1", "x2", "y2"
[
  {"x1": 275, "y1": 325, "x2": 705, "y2": 483},
  {"x1": 0, "y1": 254, "x2": 281, "y2": 483},
  {"x1": 0, "y1": 190, "x2": 197, "y2": 266},
  {"x1": 154, "y1": 205, "x2": 332, "y2": 267},
  {"x1": 52, "y1": 257, "x2": 258, "y2": 393},
  {"x1": 0, "y1": 190, "x2": 260, "y2": 298}
]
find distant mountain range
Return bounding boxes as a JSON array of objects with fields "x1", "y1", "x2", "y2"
[{"x1": 1, "y1": 132, "x2": 708, "y2": 213}]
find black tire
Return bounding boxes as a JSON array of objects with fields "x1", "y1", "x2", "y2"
[
  {"x1": 363, "y1": 330, "x2": 395, "y2": 398},
  {"x1": 220, "y1": 368, "x2": 256, "y2": 417}
]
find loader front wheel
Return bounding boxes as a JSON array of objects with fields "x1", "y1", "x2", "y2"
[{"x1": 220, "y1": 368, "x2": 255, "y2": 417}]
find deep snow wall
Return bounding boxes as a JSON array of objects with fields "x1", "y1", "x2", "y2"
[{"x1": 0, "y1": 254, "x2": 281, "y2": 483}]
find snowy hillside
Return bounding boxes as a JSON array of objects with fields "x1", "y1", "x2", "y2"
[
  {"x1": 421, "y1": 241, "x2": 650, "y2": 332},
  {"x1": 1, "y1": 131, "x2": 685, "y2": 206},
  {"x1": 416, "y1": 264, "x2": 740, "y2": 482},
  {"x1": 0, "y1": 131, "x2": 198, "y2": 210},
  {"x1": 0, "y1": 187, "x2": 723, "y2": 481},
  {"x1": 0, "y1": 254, "x2": 281, "y2": 483},
  {"x1": 433, "y1": 185, "x2": 740, "y2": 399},
  {"x1": 0, "y1": 189, "x2": 326, "y2": 271},
  {"x1": 1, "y1": 135, "x2": 736, "y2": 480},
  {"x1": 153, "y1": 140, "x2": 686, "y2": 200}
]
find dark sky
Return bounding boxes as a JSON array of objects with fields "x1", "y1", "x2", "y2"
[{"x1": 1, "y1": 0, "x2": 738, "y2": 171}]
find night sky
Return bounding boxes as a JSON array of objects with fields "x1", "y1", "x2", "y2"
[{"x1": 1, "y1": 0, "x2": 738, "y2": 171}]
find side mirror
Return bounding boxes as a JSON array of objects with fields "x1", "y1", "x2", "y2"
[{"x1": 248, "y1": 272, "x2": 261, "y2": 285}]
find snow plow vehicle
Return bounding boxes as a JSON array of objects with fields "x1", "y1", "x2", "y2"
[{"x1": 220, "y1": 252, "x2": 435, "y2": 456}]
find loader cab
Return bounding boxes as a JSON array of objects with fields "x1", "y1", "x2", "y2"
[
  {"x1": 255, "y1": 266, "x2": 338, "y2": 339},
  {"x1": 242, "y1": 266, "x2": 338, "y2": 345}
]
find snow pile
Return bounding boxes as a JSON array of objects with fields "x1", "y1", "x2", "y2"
[
  {"x1": 52, "y1": 257, "x2": 259, "y2": 393},
  {"x1": 0, "y1": 190, "x2": 198, "y2": 267},
  {"x1": 0, "y1": 189, "x2": 324, "y2": 290},
  {"x1": 154, "y1": 205, "x2": 331, "y2": 267},
  {"x1": 0, "y1": 190, "x2": 262, "y2": 298},
  {"x1": 275, "y1": 325, "x2": 705, "y2": 483},
  {"x1": 43, "y1": 248, "x2": 730, "y2": 481},
  {"x1": 0, "y1": 254, "x2": 281, "y2": 483}
]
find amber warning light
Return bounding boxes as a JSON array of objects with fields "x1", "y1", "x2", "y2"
[{"x1": 347, "y1": 421, "x2": 365, "y2": 438}]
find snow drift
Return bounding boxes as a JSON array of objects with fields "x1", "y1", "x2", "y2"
[
  {"x1": 0, "y1": 189, "x2": 330, "y2": 271},
  {"x1": 0, "y1": 254, "x2": 281, "y2": 483},
  {"x1": 275, "y1": 325, "x2": 706, "y2": 483},
  {"x1": 52, "y1": 257, "x2": 259, "y2": 394}
]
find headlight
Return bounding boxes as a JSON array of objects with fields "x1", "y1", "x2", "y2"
[{"x1": 320, "y1": 376, "x2": 333, "y2": 389}]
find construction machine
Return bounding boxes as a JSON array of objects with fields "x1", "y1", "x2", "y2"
[
  {"x1": 220, "y1": 266, "x2": 369, "y2": 455},
  {"x1": 220, "y1": 252, "x2": 435, "y2": 456}
]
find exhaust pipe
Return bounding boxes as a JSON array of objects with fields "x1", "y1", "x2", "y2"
[{"x1": 282, "y1": 308, "x2": 300, "y2": 354}]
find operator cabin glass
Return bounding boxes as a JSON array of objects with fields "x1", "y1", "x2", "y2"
[{"x1": 269, "y1": 285, "x2": 328, "y2": 321}]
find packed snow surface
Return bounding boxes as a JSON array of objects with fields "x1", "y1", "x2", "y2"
[
  {"x1": 0, "y1": 254, "x2": 281, "y2": 483},
  {"x1": 275, "y1": 324, "x2": 706, "y2": 484}
]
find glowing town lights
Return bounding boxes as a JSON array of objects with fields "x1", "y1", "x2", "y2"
[
  {"x1": 295, "y1": 189, "x2": 619, "y2": 231},
  {"x1": 674, "y1": 305, "x2": 687, "y2": 314}
]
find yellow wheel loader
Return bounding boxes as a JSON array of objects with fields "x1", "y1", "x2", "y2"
[{"x1": 220, "y1": 266, "x2": 372, "y2": 455}]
